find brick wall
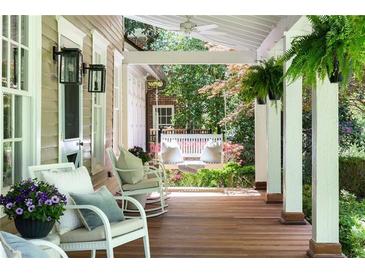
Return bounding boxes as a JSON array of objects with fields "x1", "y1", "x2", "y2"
[{"x1": 146, "y1": 81, "x2": 178, "y2": 152}]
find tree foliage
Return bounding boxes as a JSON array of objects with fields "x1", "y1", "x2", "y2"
[{"x1": 149, "y1": 31, "x2": 227, "y2": 131}]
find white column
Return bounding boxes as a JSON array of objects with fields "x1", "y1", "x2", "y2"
[
  {"x1": 254, "y1": 101, "x2": 268, "y2": 189},
  {"x1": 312, "y1": 77, "x2": 339, "y2": 243},
  {"x1": 121, "y1": 64, "x2": 129, "y2": 149},
  {"x1": 282, "y1": 35, "x2": 304, "y2": 217},
  {"x1": 265, "y1": 99, "x2": 282, "y2": 202}
]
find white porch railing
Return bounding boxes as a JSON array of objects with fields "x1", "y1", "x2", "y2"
[{"x1": 161, "y1": 133, "x2": 223, "y2": 157}]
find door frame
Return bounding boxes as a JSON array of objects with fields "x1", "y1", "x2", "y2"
[
  {"x1": 57, "y1": 16, "x2": 86, "y2": 165},
  {"x1": 91, "y1": 29, "x2": 108, "y2": 174},
  {"x1": 113, "y1": 49, "x2": 123, "y2": 154}
]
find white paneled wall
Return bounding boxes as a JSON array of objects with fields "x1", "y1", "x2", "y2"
[{"x1": 127, "y1": 66, "x2": 147, "y2": 150}]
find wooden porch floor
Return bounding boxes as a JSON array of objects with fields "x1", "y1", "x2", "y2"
[{"x1": 69, "y1": 188, "x2": 312, "y2": 258}]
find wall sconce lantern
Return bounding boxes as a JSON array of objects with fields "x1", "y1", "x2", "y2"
[
  {"x1": 82, "y1": 63, "x2": 106, "y2": 93},
  {"x1": 53, "y1": 46, "x2": 83, "y2": 85}
]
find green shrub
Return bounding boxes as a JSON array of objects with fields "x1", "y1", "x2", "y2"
[
  {"x1": 167, "y1": 163, "x2": 255, "y2": 188},
  {"x1": 302, "y1": 184, "x2": 312, "y2": 223},
  {"x1": 302, "y1": 184, "x2": 365, "y2": 258},
  {"x1": 339, "y1": 157, "x2": 365, "y2": 199}
]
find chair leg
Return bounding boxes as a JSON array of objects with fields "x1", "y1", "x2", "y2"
[
  {"x1": 91, "y1": 249, "x2": 96, "y2": 258},
  {"x1": 106, "y1": 244, "x2": 114, "y2": 258},
  {"x1": 143, "y1": 235, "x2": 151, "y2": 258},
  {"x1": 159, "y1": 187, "x2": 166, "y2": 213}
]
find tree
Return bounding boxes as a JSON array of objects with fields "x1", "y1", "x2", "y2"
[{"x1": 150, "y1": 31, "x2": 227, "y2": 131}]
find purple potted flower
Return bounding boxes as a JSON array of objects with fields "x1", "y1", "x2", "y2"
[{"x1": 0, "y1": 178, "x2": 67, "y2": 238}]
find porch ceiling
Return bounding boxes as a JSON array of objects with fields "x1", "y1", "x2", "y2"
[{"x1": 126, "y1": 15, "x2": 298, "y2": 52}]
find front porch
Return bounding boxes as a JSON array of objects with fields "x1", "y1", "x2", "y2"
[{"x1": 68, "y1": 187, "x2": 311, "y2": 258}]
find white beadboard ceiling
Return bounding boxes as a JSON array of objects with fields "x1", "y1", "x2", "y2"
[{"x1": 127, "y1": 15, "x2": 293, "y2": 51}]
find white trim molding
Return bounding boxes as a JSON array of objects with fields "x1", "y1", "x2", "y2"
[
  {"x1": 57, "y1": 16, "x2": 86, "y2": 47},
  {"x1": 92, "y1": 29, "x2": 110, "y2": 52}
]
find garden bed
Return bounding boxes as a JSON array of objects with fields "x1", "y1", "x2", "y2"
[{"x1": 167, "y1": 162, "x2": 255, "y2": 188}]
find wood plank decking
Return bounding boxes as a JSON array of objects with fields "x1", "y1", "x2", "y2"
[{"x1": 69, "y1": 188, "x2": 312, "y2": 258}]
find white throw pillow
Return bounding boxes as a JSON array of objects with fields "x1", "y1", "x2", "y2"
[
  {"x1": 160, "y1": 140, "x2": 184, "y2": 164},
  {"x1": 42, "y1": 166, "x2": 94, "y2": 234},
  {"x1": 200, "y1": 139, "x2": 222, "y2": 163}
]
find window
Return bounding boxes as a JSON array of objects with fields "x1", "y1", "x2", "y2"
[
  {"x1": 1, "y1": 15, "x2": 36, "y2": 197},
  {"x1": 113, "y1": 50, "x2": 123, "y2": 154},
  {"x1": 91, "y1": 31, "x2": 108, "y2": 174},
  {"x1": 153, "y1": 105, "x2": 174, "y2": 129}
]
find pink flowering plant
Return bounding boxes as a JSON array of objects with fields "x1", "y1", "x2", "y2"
[
  {"x1": 223, "y1": 142, "x2": 245, "y2": 166},
  {"x1": 0, "y1": 179, "x2": 67, "y2": 222}
]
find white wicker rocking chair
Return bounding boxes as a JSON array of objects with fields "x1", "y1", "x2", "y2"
[{"x1": 107, "y1": 148, "x2": 168, "y2": 218}]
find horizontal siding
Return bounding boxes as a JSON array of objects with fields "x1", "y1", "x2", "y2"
[{"x1": 41, "y1": 15, "x2": 124, "y2": 186}]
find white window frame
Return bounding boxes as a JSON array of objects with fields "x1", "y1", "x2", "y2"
[
  {"x1": 153, "y1": 105, "x2": 175, "y2": 129},
  {"x1": 113, "y1": 49, "x2": 123, "y2": 154},
  {"x1": 91, "y1": 30, "x2": 108, "y2": 175},
  {"x1": 0, "y1": 16, "x2": 41, "y2": 215}
]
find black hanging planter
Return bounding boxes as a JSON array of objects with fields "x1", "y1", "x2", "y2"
[
  {"x1": 15, "y1": 218, "x2": 55, "y2": 239},
  {"x1": 268, "y1": 90, "x2": 281, "y2": 101},
  {"x1": 328, "y1": 58, "x2": 343, "y2": 83},
  {"x1": 256, "y1": 97, "x2": 267, "y2": 105}
]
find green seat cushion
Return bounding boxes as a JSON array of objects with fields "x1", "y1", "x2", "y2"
[
  {"x1": 122, "y1": 178, "x2": 159, "y2": 191},
  {"x1": 117, "y1": 147, "x2": 144, "y2": 185},
  {"x1": 70, "y1": 186, "x2": 124, "y2": 231}
]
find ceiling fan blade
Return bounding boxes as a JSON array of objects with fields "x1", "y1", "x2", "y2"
[
  {"x1": 199, "y1": 31, "x2": 227, "y2": 36},
  {"x1": 195, "y1": 24, "x2": 218, "y2": 32}
]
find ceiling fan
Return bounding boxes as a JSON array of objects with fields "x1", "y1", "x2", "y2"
[{"x1": 165, "y1": 16, "x2": 225, "y2": 37}]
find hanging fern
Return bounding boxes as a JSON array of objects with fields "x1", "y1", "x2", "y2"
[
  {"x1": 240, "y1": 57, "x2": 283, "y2": 103},
  {"x1": 281, "y1": 16, "x2": 365, "y2": 86}
]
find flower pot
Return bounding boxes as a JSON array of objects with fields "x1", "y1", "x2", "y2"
[
  {"x1": 15, "y1": 218, "x2": 55, "y2": 239},
  {"x1": 268, "y1": 90, "x2": 281, "y2": 101},
  {"x1": 256, "y1": 97, "x2": 266, "y2": 105},
  {"x1": 328, "y1": 59, "x2": 343, "y2": 83}
]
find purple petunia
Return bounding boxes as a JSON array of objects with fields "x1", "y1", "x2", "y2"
[
  {"x1": 5, "y1": 202, "x2": 13, "y2": 209},
  {"x1": 51, "y1": 195, "x2": 60, "y2": 204},
  {"x1": 45, "y1": 199, "x2": 53, "y2": 206},
  {"x1": 28, "y1": 205, "x2": 35, "y2": 212},
  {"x1": 15, "y1": 208, "x2": 23, "y2": 215},
  {"x1": 25, "y1": 199, "x2": 33, "y2": 207}
]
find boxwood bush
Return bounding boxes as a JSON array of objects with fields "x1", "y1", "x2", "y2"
[
  {"x1": 339, "y1": 157, "x2": 365, "y2": 199},
  {"x1": 303, "y1": 184, "x2": 365, "y2": 258},
  {"x1": 168, "y1": 163, "x2": 255, "y2": 188}
]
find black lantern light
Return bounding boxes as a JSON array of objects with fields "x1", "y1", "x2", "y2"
[
  {"x1": 53, "y1": 46, "x2": 83, "y2": 85},
  {"x1": 83, "y1": 63, "x2": 106, "y2": 93}
]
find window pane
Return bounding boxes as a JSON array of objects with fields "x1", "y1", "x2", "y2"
[
  {"x1": 14, "y1": 141, "x2": 22, "y2": 183},
  {"x1": 166, "y1": 117, "x2": 172, "y2": 125},
  {"x1": 2, "y1": 142, "x2": 13, "y2": 190},
  {"x1": 166, "y1": 108, "x2": 172, "y2": 115},
  {"x1": 2, "y1": 16, "x2": 8, "y2": 38},
  {"x1": 64, "y1": 84, "x2": 80, "y2": 139},
  {"x1": 21, "y1": 16, "x2": 28, "y2": 46},
  {"x1": 3, "y1": 94, "x2": 12, "y2": 139},
  {"x1": 2, "y1": 39, "x2": 8, "y2": 87},
  {"x1": 161, "y1": 108, "x2": 166, "y2": 115},
  {"x1": 20, "y1": 48, "x2": 28, "y2": 90},
  {"x1": 10, "y1": 43, "x2": 19, "y2": 89},
  {"x1": 15, "y1": 95, "x2": 22, "y2": 138},
  {"x1": 10, "y1": 15, "x2": 19, "y2": 42}
]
